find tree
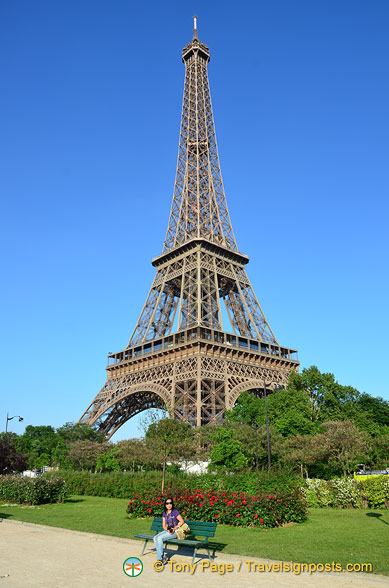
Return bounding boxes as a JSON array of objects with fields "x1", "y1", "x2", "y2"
[
  {"x1": 145, "y1": 418, "x2": 193, "y2": 491},
  {"x1": 96, "y1": 447, "x2": 121, "y2": 472},
  {"x1": 208, "y1": 428, "x2": 248, "y2": 473},
  {"x1": 56, "y1": 422, "x2": 105, "y2": 443},
  {"x1": 278, "y1": 433, "x2": 328, "y2": 478},
  {"x1": 353, "y1": 394, "x2": 389, "y2": 434},
  {"x1": 320, "y1": 421, "x2": 371, "y2": 476},
  {"x1": 287, "y1": 366, "x2": 360, "y2": 423},
  {"x1": 67, "y1": 440, "x2": 110, "y2": 471},
  {"x1": 0, "y1": 434, "x2": 27, "y2": 474},
  {"x1": 18, "y1": 425, "x2": 58, "y2": 469},
  {"x1": 116, "y1": 439, "x2": 146, "y2": 472},
  {"x1": 226, "y1": 391, "x2": 265, "y2": 469},
  {"x1": 368, "y1": 432, "x2": 389, "y2": 468}
]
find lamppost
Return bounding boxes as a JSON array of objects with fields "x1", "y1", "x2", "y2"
[
  {"x1": 5, "y1": 413, "x2": 24, "y2": 433},
  {"x1": 263, "y1": 379, "x2": 271, "y2": 469}
]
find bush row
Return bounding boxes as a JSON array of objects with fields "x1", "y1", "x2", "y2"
[
  {"x1": 302, "y1": 477, "x2": 389, "y2": 508},
  {"x1": 0, "y1": 475, "x2": 69, "y2": 505},
  {"x1": 45, "y1": 469, "x2": 299, "y2": 498},
  {"x1": 126, "y1": 487, "x2": 307, "y2": 528},
  {"x1": 41, "y1": 470, "x2": 389, "y2": 510}
]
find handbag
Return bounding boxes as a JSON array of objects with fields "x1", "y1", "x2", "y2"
[{"x1": 175, "y1": 523, "x2": 191, "y2": 540}]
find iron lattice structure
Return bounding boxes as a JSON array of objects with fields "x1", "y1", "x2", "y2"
[{"x1": 80, "y1": 21, "x2": 299, "y2": 438}]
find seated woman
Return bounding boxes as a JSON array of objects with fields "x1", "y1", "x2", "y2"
[{"x1": 153, "y1": 497, "x2": 184, "y2": 564}]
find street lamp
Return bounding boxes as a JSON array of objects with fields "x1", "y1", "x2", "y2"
[{"x1": 5, "y1": 413, "x2": 24, "y2": 433}]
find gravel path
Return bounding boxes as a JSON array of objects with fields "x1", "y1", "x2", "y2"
[{"x1": 1, "y1": 519, "x2": 388, "y2": 587}]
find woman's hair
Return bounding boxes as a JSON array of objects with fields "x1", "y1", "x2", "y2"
[{"x1": 163, "y1": 497, "x2": 175, "y2": 513}]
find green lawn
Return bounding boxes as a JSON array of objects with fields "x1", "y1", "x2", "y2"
[{"x1": 1, "y1": 496, "x2": 388, "y2": 575}]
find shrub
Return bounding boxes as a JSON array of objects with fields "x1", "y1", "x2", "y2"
[
  {"x1": 0, "y1": 474, "x2": 69, "y2": 505},
  {"x1": 125, "y1": 487, "x2": 307, "y2": 528},
  {"x1": 302, "y1": 476, "x2": 389, "y2": 508},
  {"x1": 359, "y1": 477, "x2": 389, "y2": 508},
  {"x1": 302, "y1": 478, "x2": 334, "y2": 508},
  {"x1": 330, "y1": 478, "x2": 361, "y2": 508},
  {"x1": 45, "y1": 469, "x2": 300, "y2": 499}
]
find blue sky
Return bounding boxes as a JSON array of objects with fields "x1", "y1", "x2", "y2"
[{"x1": 1, "y1": 1, "x2": 388, "y2": 441}]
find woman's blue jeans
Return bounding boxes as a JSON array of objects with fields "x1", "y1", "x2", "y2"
[{"x1": 153, "y1": 530, "x2": 177, "y2": 560}]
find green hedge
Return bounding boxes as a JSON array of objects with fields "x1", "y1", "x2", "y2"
[
  {"x1": 46, "y1": 469, "x2": 299, "y2": 498},
  {"x1": 0, "y1": 475, "x2": 69, "y2": 505},
  {"x1": 126, "y1": 487, "x2": 307, "y2": 528},
  {"x1": 302, "y1": 477, "x2": 389, "y2": 508}
]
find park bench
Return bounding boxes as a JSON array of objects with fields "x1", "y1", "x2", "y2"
[{"x1": 134, "y1": 517, "x2": 217, "y2": 564}]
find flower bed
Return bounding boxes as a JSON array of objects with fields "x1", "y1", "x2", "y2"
[{"x1": 126, "y1": 487, "x2": 307, "y2": 528}]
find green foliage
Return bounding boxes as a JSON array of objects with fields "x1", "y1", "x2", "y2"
[
  {"x1": 126, "y1": 487, "x2": 307, "y2": 528},
  {"x1": 96, "y1": 448, "x2": 121, "y2": 472},
  {"x1": 16, "y1": 425, "x2": 58, "y2": 470},
  {"x1": 359, "y1": 477, "x2": 389, "y2": 508},
  {"x1": 321, "y1": 421, "x2": 370, "y2": 475},
  {"x1": 145, "y1": 418, "x2": 193, "y2": 458},
  {"x1": 45, "y1": 469, "x2": 299, "y2": 499},
  {"x1": 56, "y1": 422, "x2": 106, "y2": 443},
  {"x1": 145, "y1": 417, "x2": 195, "y2": 490},
  {"x1": 0, "y1": 474, "x2": 68, "y2": 504},
  {"x1": 330, "y1": 478, "x2": 362, "y2": 508},
  {"x1": 302, "y1": 476, "x2": 389, "y2": 509},
  {"x1": 303, "y1": 479, "x2": 333, "y2": 508},
  {"x1": 209, "y1": 428, "x2": 248, "y2": 472},
  {"x1": 45, "y1": 470, "x2": 189, "y2": 498},
  {"x1": 67, "y1": 439, "x2": 109, "y2": 471},
  {"x1": 12, "y1": 422, "x2": 106, "y2": 470},
  {"x1": 3, "y1": 367, "x2": 388, "y2": 481},
  {"x1": 288, "y1": 366, "x2": 360, "y2": 423}
]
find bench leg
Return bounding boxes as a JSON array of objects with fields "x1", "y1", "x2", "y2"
[
  {"x1": 192, "y1": 546, "x2": 198, "y2": 565},
  {"x1": 140, "y1": 539, "x2": 148, "y2": 556}
]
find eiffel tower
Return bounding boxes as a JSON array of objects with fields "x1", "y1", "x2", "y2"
[{"x1": 80, "y1": 18, "x2": 299, "y2": 438}]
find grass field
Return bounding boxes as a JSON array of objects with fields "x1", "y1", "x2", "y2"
[{"x1": 1, "y1": 496, "x2": 388, "y2": 575}]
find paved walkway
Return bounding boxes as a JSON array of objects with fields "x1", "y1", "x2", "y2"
[{"x1": 0, "y1": 519, "x2": 388, "y2": 587}]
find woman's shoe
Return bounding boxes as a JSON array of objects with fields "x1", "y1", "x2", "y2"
[{"x1": 162, "y1": 555, "x2": 169, "y2": 565}]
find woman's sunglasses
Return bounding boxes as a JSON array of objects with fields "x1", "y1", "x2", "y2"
[{"x1": 166, "y1": 501, "x2": 172, "y2": 504}]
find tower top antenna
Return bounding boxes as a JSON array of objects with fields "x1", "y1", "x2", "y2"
[{"x1": 193, "y1": 15, "x2": 198, "y2": 39}]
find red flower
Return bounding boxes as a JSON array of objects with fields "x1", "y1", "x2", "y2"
[
  {"x1": 260, "y1": 518, "x2": 264, "y2": 523},
  {"x1": 147, "y1": 508, "x2": 151, "y2": 513},
  {"x1": 236, "y1": 513, "x2": 240, "y2": 517},
  {"x1": 215, "y1": 514, "x2": 219, "y2": 518},
  {"x1": 199, "y1": 503, "x2": 203, "y2": 507}
]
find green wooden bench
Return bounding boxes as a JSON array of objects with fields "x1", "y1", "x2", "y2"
[{"x1": 134, "y1": 517, "x2": 217, "y2": 564}]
